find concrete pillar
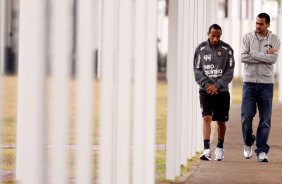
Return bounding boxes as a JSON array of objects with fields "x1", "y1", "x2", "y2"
[
  {"x1": 278, "y1": 4, "x2": 282, "y2": 103},
  {"x1": 174, "y1": 0, "x2": 183, "y2": 174},
  {"x1": 76, "y1": 0, "x2": 95, "y2": 183},
  {"x1": 49, "y1": 0, "x2": 73, "y2": 183},
  {"x1": 133, "y1": 0, "x2": 158, "y2": 182},
  {"x1": 180, "y1": 0, "x2": 189, "y2": 166},
  {"x1": 166, "y1": 0, "x2": 180, "y2": 179},
  {"x1": 0, "y1": 0, "x2": 5, "y2": 73},
  {"x1": 99, "y1": 0, "x2": 116, "y2": 183},
  {"x1": 187, "y1": 0, "x2": 195, "y2": 160},
  {"x1": 0, "y1": 0, "x2": 11, "y2": 74},
  {"x1": 16, "y1": 0, "x2": 48, "y2": 183}
]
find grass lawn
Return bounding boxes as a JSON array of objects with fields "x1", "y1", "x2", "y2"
[{"x1": 0, "y1": 76, "x2": 279, "y2": 183}]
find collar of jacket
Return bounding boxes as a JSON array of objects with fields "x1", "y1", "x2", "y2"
[
  {"x1": 254, "y1": 30, "x2": 272, "y2": 40},
  {"x1": 207, "y1": 40, "x2": 222, "y2": 49}
]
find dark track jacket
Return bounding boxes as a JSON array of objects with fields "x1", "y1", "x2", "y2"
[{"x1": 193, "y1": 40, "x2": 235, "y2": 92}]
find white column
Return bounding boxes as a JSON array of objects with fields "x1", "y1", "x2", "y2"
[
  {"x1": 203, "y1": 0, "x2": 207, "y2": 33},
  {"x1": 99, "y1": 0, "x2": 115, "y2": 183},
  {"x1": 96, "y1": 0, "x2": 102, "y2": 79},
  {"x1": 278, "y1": 4, "x2": 282, "y2": 103},
  {"x1": 0, "y1": 0, "x2": 10, "y2": 74},
  {"x1": 143, "y1": 1, "x2": 158, "y2": 183},
  {"x1": 196, "y1": 0, "x2": 204, "y2": 152},
  {"x1": 115, "y1": 1, "x2": 132, "y2": 184},
  {"x1": 49, "y1": 0, "x2": 72, "y2": 184},
  {"x1": 132, "y1": 0, "x2": 146, "y2": 183},
  {"x1": 201, "y1": 0, "x2": 207, "y2": 151},
  {"x1": 5, "y1": 0, "x2": 11, "y2": 47},
  {"x1": 195, "y1": 0, "x2": 201, "y2": 154},
  {"x1": 144, "y1": 0, "x2": 158, "y2": 184},
  {"x1": 0, "y1": 0, "x2": 3, "y2": 168},
  {"x1": 133, "y1": 0, "x2": 158, "y2": 183},
  {"x1": 206, "y1": 0, "x2": 211, "y2": 26},
  {"x1": 186, "y1": 0, "x2": 194, "y2": 159},
  {"x1": 0, "y1": 0, "x2": 5, "y2": 74},
  {"x1": 166, "y1": 0, "x2": 179, "y2": 180},
  {"x1": 175, "y1": 0, "x2": 183, "y2": 174},
  {"x1": 207, "y1": 0, "x2": 218, "y2": 25},
  {"x1": 16, "y1": 0, "x2": 48, "y2": 183},
  {"x1": 191, "y1": 0, "x2": 197, "y2": 156},
  {"x1": 76, "y1": 0, "x2": 94, "y2": 183},
  {"x1": 214, "y1": 0, "x2": 219, "y2": 20},
  {"x1": 180, "y1": 0, "x2": 189, "y2": 166}
]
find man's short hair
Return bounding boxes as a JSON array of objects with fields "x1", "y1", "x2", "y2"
[
  {"x1": 208, "y1": 24, "x2": 222, "y2": 33},
  {"x1": 257, "y1": 13, "x2": 270, "y2": 24}
]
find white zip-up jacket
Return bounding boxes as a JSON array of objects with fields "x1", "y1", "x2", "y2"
[{"x1": 241, "y1": 30, "x2": 280, "y2": 83}]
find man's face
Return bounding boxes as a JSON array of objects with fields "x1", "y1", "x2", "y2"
[
  {"x1": 208, "y1": 29, "x2": 222, "y2": 46},
  {"x1": 256, "y1": 17, "x2": 269, "y2": 35}
]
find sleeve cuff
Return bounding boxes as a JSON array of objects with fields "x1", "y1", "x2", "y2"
[
  {"x1": 214, "y1": 83, "x2": 222, "y2": 90},
  {"x1": 203, "y1": 83, "x2": 210, "y2": 89}
]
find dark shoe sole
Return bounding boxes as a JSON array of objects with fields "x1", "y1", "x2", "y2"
[
  {"x1": 257, "y1": 158, "x2": 268, "y2": 162},
  {"x1": 200, "y1": 155, "x2": 211, "y2": 161},
  {"x1": 244, "y1": 156, "x2": 252, "y2": 159},
  {"x1": 215, "y1": 158, "x2": 224, "y2": 161}
]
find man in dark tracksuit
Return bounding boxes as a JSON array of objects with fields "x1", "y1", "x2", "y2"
[{"x1": 193, "y1": 24, "x2": 235, "y2": 161}]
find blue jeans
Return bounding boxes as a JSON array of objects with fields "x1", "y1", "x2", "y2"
[{"x1": 241, "y1": 82, "x2": 273, "y2": 155}]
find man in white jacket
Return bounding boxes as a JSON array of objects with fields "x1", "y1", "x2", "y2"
[{"x1": 241, "y1": 13, "x2": 280, "y2": 162}]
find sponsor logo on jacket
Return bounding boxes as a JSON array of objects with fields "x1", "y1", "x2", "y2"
[{"x1": 203, "y1": 64, "x2": 223, "y2": 77}]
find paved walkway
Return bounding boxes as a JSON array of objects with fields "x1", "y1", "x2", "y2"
[{"x1": 180, "y1": 104, "x2": 282, "y2": 184}]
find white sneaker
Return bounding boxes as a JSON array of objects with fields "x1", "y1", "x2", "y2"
[
  {"x1": 257, "y1": 152, "x2": 268, "y2": 162},
  {"x1": 200, "y1": 149, "x2": 211, "y2": 161},
  {"x1": 244, "y1": 146, "x2": 252, "y2": 159},
  {"x1": 214, "y1": 148, "x2": 224, "y2": 161}
]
